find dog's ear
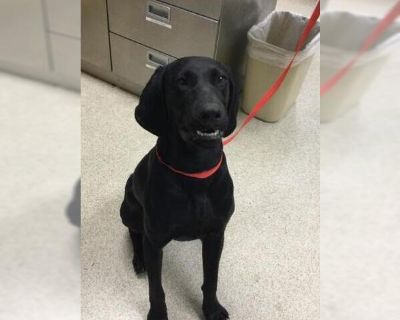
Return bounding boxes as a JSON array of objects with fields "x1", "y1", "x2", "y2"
[
  {"x1": 224, "y1": 70, "x2": 240, "y2": 137},
  {"x1": 135, "y1": 66, "x2": 167, "y2": 136}
]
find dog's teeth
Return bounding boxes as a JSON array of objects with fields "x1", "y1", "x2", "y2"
[{"x1": 196, "y1": 130, "x2": 220, "y2": 137}]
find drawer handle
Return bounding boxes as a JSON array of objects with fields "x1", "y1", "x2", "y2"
[
  {"x1": 146, "y1": 1, "x2": 171, "y2": 29},
  {"x1": 146, "y1": 51, "x2": 169, "y2": 70}
]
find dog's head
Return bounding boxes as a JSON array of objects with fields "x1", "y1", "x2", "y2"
[{"x1": 135, "y1": 57, "x2": 239, "y2": 145}]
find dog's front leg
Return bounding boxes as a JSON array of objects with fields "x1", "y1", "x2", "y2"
[
  {"x1": 143, "y1": 236, "x2": 168, "y2": 320},
  {"x1": 201, "y1": 232, "x2": 229, "y2": 320}
]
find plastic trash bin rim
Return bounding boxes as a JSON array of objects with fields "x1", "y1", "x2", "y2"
[
  {"x1": 247, "y1": 11, "x2": 320, "y2": 67},
  {"x1": 321, "y1": 11, "x2": 400, "y2": 67}
]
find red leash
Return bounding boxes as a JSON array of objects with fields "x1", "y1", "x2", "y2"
[
  {"x1": 223, "y1": 0, "x2": 320, "y2": 145},
  {"x1": 320, "y1": 0, "x2": 400, "y2": 96},
  {"x1": 156, "y1": 1, "x2": 320, "y2": 179}
]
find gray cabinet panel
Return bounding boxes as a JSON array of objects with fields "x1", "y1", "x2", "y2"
[
  {"x1": 82, "y1": 0, "x2": 111, "y2": 71},
  {"x1": 45, "y1": 0, "x2": 80, "y2": 37},
  {"x1": 108, "y1": 0, "x2": 219, "y2": 58},
  {"x1": 159, "y1": 0, "x2": 222, "y2": 19},
  {"x1": 0, "y1": 0, "x2": 49, "y2": 71},
  {"x1": 50, "y1": 34, "x2": 80, "y2": 89},
  {"x1": 110, "y1": 32, "x2": 175, "y2": 88}
]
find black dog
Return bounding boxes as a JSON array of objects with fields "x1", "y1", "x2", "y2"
[{"x1": 120, "y1": 57, "x2": 239, "y2": 320}]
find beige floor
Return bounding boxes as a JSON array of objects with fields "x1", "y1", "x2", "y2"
[
  {"x1": 81, "y1": 29, "x2": 319, "y2": 320},
  {"x1": 0, "y1": 72, "x2": 80, "y2": 320}
]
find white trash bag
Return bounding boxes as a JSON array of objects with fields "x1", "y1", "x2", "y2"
[{"x1": 242, "y1": 11, "x2": 320, "y2": 122}]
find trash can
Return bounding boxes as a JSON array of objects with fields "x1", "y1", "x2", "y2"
[
  {"x1": 320, "y1": 0, "x2": 329, "y2": 11},
  {"x1": 321, "y1": 12, "x2": 400, "y2": 122},
  {"x1": 242, "y1": 11, "x2": 320, "y2": 122}
]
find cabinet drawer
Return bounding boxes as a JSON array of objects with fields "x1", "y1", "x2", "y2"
[
  {"x1": 108, "y1": 0, "x2": 218, "y2": 58},
  {"x1": 110, "y1": 33, "x2": 175, "y2": 89},
  {"x1": 160, "y1": 0, "x2": 222, "y2": 19}
]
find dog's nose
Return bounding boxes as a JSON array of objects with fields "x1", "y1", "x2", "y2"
[{"x1": 200, "y1": 106, "x2": 222, "y2": 121}]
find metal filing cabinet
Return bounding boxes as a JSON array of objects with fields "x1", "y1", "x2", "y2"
[
  {"x1": 0, "y1": 0, "x2": 80, "y2": 90},
  {"x1": 82, "y1": 0, "x2": 277, "y2": 95},
  {"x1": 82, "y1": 0, "x2": 111, "y2": 73},
  {"x1": 0, "y1": 0, "x2": 49, "y2": 72}
]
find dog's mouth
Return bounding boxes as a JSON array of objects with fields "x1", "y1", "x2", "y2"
[
  {"x1": 179, "y1": 126, "x2": 224, "y2": 143},
  {"x1": 195, "y1": 129, "x2": 223, "y2": 140},
  {"x1": 196, "y1": 129, "x2": 222, "y2": 138}
]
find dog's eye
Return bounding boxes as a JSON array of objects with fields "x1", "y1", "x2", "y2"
[
  {"x1": 177, "y1": 77, "x2": 188, "y2": 87},
  {"x1": 217, "y1": 75, "x2": 227, "y2": 84}
]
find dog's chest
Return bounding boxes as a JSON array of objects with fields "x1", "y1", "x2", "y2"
[
  {"x1": 172, "y1": 190, "x2": 219, "y2": 234},
  {"x1": 184, "y1": 192, "x2": 213, "y2": 224},
  {"x1": 154, "y1": 180, "x2": 231, "y2": 238}
]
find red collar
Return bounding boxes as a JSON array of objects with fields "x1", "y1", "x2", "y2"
[{"x1": 155, "y1": 147, "x2": 223, "y2": 179}]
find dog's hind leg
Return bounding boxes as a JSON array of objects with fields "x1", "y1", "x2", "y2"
[
  {"x1": 121, "y1": 198, "x2": 145, "y2": 274},
  {"x1": 129, "y1": 229, "x2": 145, "y2": 274},
  {"x1": 120, "y1": 176, "x2": 145, "y2": 274}
]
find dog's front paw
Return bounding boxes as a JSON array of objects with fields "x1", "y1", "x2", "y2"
[
  {"x1": 203, "y1": 302, "x2": 229, "y2": 320},
  {"x1": 147, "y1": 307, "x2": 168, "y2": 320}
]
